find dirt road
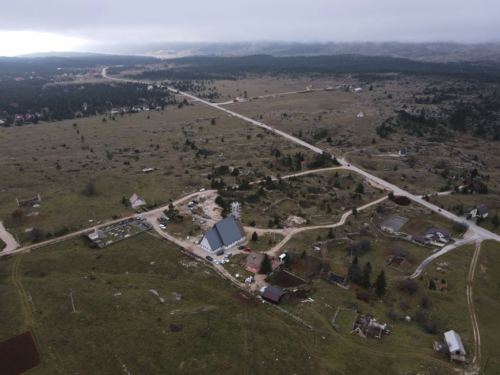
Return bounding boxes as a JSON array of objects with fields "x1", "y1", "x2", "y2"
[{"x1": 467, "y1": 240, "x2": 483, "y2": 365}]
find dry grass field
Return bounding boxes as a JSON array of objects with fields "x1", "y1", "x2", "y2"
[{"x1": 0, "y1": 101, "x2": 319, "y2": 243}]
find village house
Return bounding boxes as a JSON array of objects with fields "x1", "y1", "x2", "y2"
[
  {"x1": 350, "y1": 314, "x2": 389, "y2": 339},
  {"x1": 129, "y1": 193, "x2": 147, "y2": 209},
  {"x1": 245, "y1": 251, "x2": 265, "y2": 273},
  {"x1": 434, "y1": 330, "x2": 467, "y2": 363},
  {"x1": 466, "y1": 204, "x2": 489, "y2": 219},
  {"x1": 425, "y1": 227, "x2": 451, "y2": 243},
  {"x1": 462, "y1": 176, "x2": 480, "y2": 193},
  {"x1": 132, "y1": 105, "x2": 142, "y2": 111},
  {"x1": 199, "y1": 216, "x2": 246, "y2": 253}
]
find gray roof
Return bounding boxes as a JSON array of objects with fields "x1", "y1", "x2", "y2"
[
  {"x1": 477, "y1": 204, "x2": 489, "y2": 215},
  {"x1": 444, "y1": 330, "x2": 466, "y2": 355},
  {"x1": 204, "y1": 216, "x2": 245, "y2": 250},
  {"x1": 214, "y1": 216, "x2": 245, "y2": 246},
  {"x1": 426, "y1": 227, "x2": 451, "y2": 238}
]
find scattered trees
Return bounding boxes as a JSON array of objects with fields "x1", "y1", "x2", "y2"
[{"x1": 251, "y1": 232, "x2": 258, "y2": 241}]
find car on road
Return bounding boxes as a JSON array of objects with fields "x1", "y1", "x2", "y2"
[
  {"x1": 206, "y1": 256, "x2": 213, "y2": 261},
  {"x1": 244, "y1": 247, "x2": 252, "y2": 252}
]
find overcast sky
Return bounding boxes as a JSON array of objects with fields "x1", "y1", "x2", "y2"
[{"x1": 1, "y1": 0, "x2": 500, "y2": 56}]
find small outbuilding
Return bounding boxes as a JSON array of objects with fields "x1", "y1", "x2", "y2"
[
  {"x1": 399, "y1": 148, "x2": 407, "y2": 156},
  {"x1": 260, "y1": 285, "x2": 286, "y2": 304},
  {"x1": 444, "y1": 330, "x2": 466, "y2": 357}
]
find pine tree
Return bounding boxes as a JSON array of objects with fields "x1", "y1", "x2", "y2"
[
  {"x1": 361, "y1": 261, "x2": 372, "y2": 288},
  {"x1": 492, "y1": 214, "x2": 499, "y2": 229},
  {"x1": 328, "y1": 228, "x2": 334, "y2": 239},
  {"x1": 348, "y1": 256, "x2": 362, "y2": 283},
  {"x1": 375, "y1": 270, "x2": 387, "y2": 297},
  {"x1": 251, "y1": 232, "x2": 258, "y2": 241},
  {"x1": 429, "y1": 279, "x2": 436, "y2": 290},
  {"x1": 259, "y1": 254, "x2": 272, "y2": 274}
]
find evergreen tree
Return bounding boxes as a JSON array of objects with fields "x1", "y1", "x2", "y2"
[
  {"x1": 429, "y1": 279, "x2": 436, "y2": 290},
  {"x1": 259, "y1": 254, "x2": 272, "y2": 275},
  {"x1": 375, "y1": 270, "x2": 387, "y2": 297},
  {"x1": 251, "y1": 231, "x2": 259, "y2": 242},
  {"x1": 352, "y1": 207, "x2": 358, "y2": 217},
  {"x1": 492, "y1": 214, "x2": 499, "y2": 229},
  {"x1": 348, "y1": 256, "x2": 362, "y2": 283},
  {"x1": 361, "y1": 261, "x2": 372, "y2": 288},
  {"x1": 328, "y1": 228, "x2": 335, "y2": 239}
]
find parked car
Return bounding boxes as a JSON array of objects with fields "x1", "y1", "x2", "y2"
[
  {"x1": 238, "y1": 246, "x2": 245, "y2": 250},
  {"x1": 244, "y1": 247, "x2": 252, "y2": 252},
  {"x1": 169, "y1": 198, "x2": 174, "y2": 202},
  {"x1": 177, "y1": 214, "x2": 183, "y2": 219},
  {"x1": 199, "y1": 220, "x2": 206, "y2": 224},
  {"x1": 136, "y1": 210, "x2": 142, "y2": 214},
  {"x1": 199, "y1": 188, "x2": 205, "y2": 192},
  {"x1": 206, "y1": 256, "x2": 213, "y2": 261},
  {"x1": 202, "y1": 214, "x2": 209, "y2": 219},
  {"x1": 190, "y1": 209, "x2": 197, "y2": 214},
  {"x1": 192, "y1": 199, "x2": 199, "y2": 204},
  {"x1": 142, "y1": 207, "x2": 149, "y2": 212},
  {"x1": 159, "y1": 224, "x2": 166, "y2": 230},
  {"x1": 216, "y1": 250, "x2": 224, "y2": 256},
  {"x1": 225, "y1": 252, "x2": 232, "y2": 258}
]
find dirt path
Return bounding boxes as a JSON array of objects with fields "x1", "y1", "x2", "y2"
[
  {"x1": 467, "y1": 240, "x2": 483, "y2": 366},
  {"x1": 266, "y1": 196, "x2": 388, "y2": 257},
  {"x1": 0, "y1": 220, "x2": 20, "y2": 252},
  {"x1": 410, "y1": 235, "x2": 479, "y2": 279}
]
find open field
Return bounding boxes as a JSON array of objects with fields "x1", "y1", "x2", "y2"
[
  {"x1": 0, "y1": 101, "x2": 318, "y2": 244},
  {"x1": 0, "y1": 230, "x2": 473, "y2": 374},
  {"x1": 473, "y1": 241, "x2": 500, "y2": 373}
]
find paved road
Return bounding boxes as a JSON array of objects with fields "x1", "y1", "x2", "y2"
[
  {"x1": 102, "y1": 68, "x2": 500, "y2": 254},
  {"x1": 0, "y1": 220, "x2": 19, "y2": 252}
]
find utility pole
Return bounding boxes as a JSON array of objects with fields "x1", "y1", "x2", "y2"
[
  {"x1": 15, "y1": 233, "x2": 20, "y2": 246},
  {"x1": 69, "y1": 291, "x2": 76, "y2": 313}
]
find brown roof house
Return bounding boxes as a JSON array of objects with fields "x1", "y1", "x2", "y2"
[{"x1": 245, "y1": 251, "x2": 265, "y2": 274}]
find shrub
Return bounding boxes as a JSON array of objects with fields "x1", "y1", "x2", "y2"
[
  {"x1": 421, "y1": 296, "x2": 431, "y2": 309},
  {"x1": 399, "y1": 278, "x2": 419, "y2": 295},
  {"x1": 426, "y1": 321, "x2": 441, "y2": 334},
  {"x1": 414, "y1": 310, "x2": 428, "y2": 324}
]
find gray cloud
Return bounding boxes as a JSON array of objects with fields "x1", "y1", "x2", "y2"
[{"x1": 2, "y1": 0, "x2": 500, "y2": 53}]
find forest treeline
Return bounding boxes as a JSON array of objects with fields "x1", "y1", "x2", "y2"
[{"x1": 127, "y1": 54, "x2": 500, "y2": 82}]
